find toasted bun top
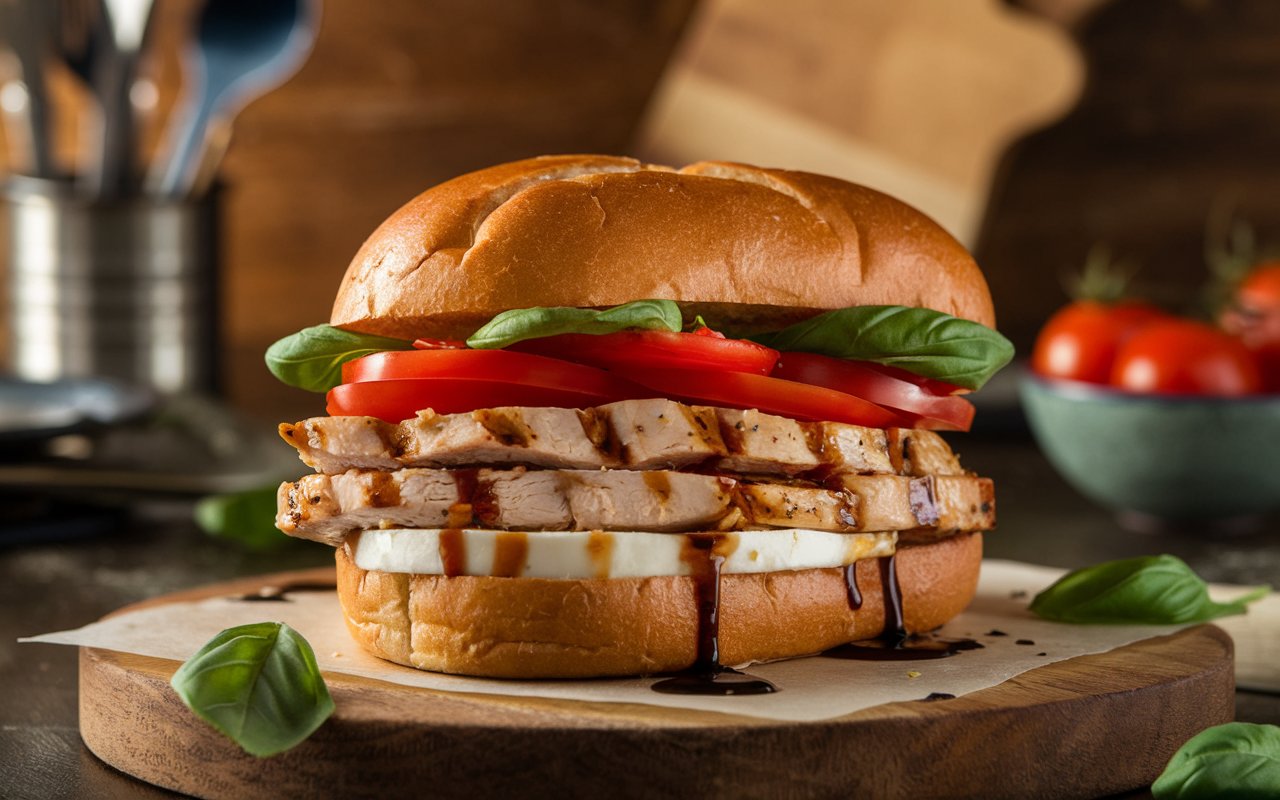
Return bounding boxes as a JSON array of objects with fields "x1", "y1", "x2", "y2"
[{"x1": 331, "y1": 155, "x2": 996, "y2": 340}]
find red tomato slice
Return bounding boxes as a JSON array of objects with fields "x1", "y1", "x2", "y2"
[
  {"x1": 771, "y1": 353, "x2": 975, "y2": 431},
  {"x1": 343, "y1": 349, "x2": 640, "y2": 395},
  {"x1": 327, "y1": 378, "x2": 634, "y2": 422},
  {"x1": 855, "y1": 362, "x2": 969, "y2": 397},
  {"x1": 333, "y1": 350, "x2": 645, "y2": 421},
  {"x1": 622, "y1": 366, "x2": 905, "y2": 428},
  {"x1": 511, "y1": 331, "x2": 780, "y2": 375}
]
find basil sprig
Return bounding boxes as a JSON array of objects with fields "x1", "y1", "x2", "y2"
[
  {"x1": 1029, "y1": 554, "x2": 1269, "y2": 625},
  {"x1": 1152, "y1": 723, "x2": 1280, "y2": 799},
  {"x1": 750, "y1": 305, "x2": 1014, "y2": 390},
  {"x1": 171, "y1": 622, "x2": 334, "y2": 757},
  {"x1": 466, "y1": 299, "x2": 682, "y2": 349},
  {"x1": 265, "y1": 325, "x2": 414, "y2": 393},
  {"x1": 195, "y1": 485, "x2": 294, "y2": 553}
]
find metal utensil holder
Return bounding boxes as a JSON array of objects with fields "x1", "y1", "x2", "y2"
[{"x1": 4, "y1": 176, "x2": 219, "y2": 394}]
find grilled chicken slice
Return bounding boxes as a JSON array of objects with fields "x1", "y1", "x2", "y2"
[
  {"x1": 276, "y1": 467, "x2": 994, "y2": 546},
  {"x1": 279, "y1": 399, "x2": 965, "y2": 478},
  {"x1": 838, "y1": 474, "x2": 995, "y2": 539}
]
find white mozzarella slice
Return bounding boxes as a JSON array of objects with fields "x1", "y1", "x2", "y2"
[{"x1": 350, "y1": 528, "x2": 897, "y2": 579}]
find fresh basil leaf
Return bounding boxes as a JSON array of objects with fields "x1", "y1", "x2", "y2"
[
  {"x1": 466, "y1": 299, "x2": 682, "y2": 349},
  {"x1": 171, "y1": 622, "x2": 334, "y2": 758},
  {"x1": 1029, "y1": 554, "x2": 1269, "y2": 624},
  {"x1": 1152, "y1": 722, "x2": 1280, "y2": 799},
  {"x1": 265, "y1": 325, "x2": 414, "y2": 393},
  {"x1": 750, "y1": 305, "x2": 1014, "y2": 390},
  {"x1": 195, "y1": 485, "x2": 294, "y2": 553}
]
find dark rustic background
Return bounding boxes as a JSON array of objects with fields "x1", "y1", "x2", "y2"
[{"x1": 981, "y1": 0, "x2": 1280, "y2": 349}]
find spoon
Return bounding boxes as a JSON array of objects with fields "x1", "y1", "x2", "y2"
[{"x1": 149, "y1": 0, "x2": 320, "y2": 198}]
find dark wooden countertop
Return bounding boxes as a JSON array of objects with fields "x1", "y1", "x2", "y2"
[{"x1": 2, "y1": 434, "x2": 1277, "y2": 799}]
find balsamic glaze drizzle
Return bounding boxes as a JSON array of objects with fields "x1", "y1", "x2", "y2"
[
  {"x1": 823, "y1": 555, "x2": 984, "y2": 661},
  {"x1": 651, "y1": 534, "x2": 776, "y2": 696},
  {"x1": 843, "y1": 562, "x2": 863, "y2": 610},
  {"x1": 880, "y1": 554, "x2": 906, "y2": 642}
]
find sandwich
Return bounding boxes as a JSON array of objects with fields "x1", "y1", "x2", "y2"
[{"x1": 267, "y1": 155, "x2": 1012, "y2": 685}]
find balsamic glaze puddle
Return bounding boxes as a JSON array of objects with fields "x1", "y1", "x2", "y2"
[
  {"x1": 237, "y1": 582, "x2": 338, "y2": 602},
  {"x1": 824, "y1": 634, "x2": 984, "y2": 661},
  {"x1": 657, "y1": 551, "x2": 984, "y2": 678},
  {"x1": 652, "y1": 667, "x2": 776, "y2": 696},
  {"x1": 825, "y1": 554, "x2": 984, "y2": 661}
]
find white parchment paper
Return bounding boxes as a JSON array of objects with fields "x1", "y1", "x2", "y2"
[{"x1": 21, "y1": 560, "x2": 1277, "y2": 721}]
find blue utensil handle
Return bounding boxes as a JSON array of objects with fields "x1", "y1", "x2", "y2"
[{"x1": 153, "y1": 98, "x2": 216, "y2": 199}]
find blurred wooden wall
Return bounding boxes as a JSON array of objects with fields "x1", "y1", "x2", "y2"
[{"x1": 0, "y1": 0, "x2": 696, "y2": 421}]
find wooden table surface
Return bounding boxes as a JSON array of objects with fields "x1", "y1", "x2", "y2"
[{"x1": 3, "y1": 432, "x2": 1278, "y2": 799}]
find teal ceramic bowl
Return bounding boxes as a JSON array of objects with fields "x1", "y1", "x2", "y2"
[{"x1": 1020, "y1": 375, "x2": 1280, "y2": 522}]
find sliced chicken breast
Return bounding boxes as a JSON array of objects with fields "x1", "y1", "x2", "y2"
[
  {"x1": 279, "y1": 399, "x2": 965, "y2": 478},
  {"x1": 277, "y1": 467, "x2": 994, "y2": 546}
]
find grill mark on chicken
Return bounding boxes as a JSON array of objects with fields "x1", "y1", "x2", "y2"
[
  {"x1": 800, "y1": 421, "x2": 830, "y2": 463},
  {"x1": 280, "y1": 400, "x2": 965, "y2": 481},
  {"x1": 886, "y1": 429, "x2": 907, "y2": 474},
  {"x1": 474, "y1": 408, "x2": 535, "y2": 447},
  {"x1": 276, "y1": 468, "x2": 995, "y2": 546},
  {"x1": 576, "y1": 407, "x2": 619, "y2": 461},
  {"x1": 908, "y1": 476, "x2": 940, "y2": 527},
  {"x1": 642, "y1": 471, "x2": 673, "y2": 503},
  {"x1": 716, "y1": 414, "x2": 746, "y2": 455}
]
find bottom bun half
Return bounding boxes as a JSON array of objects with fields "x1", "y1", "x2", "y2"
[{"x1": 334, "y1": 532, "x2": 982, "y2": 679}]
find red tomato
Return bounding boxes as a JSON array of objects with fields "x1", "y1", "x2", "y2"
[
  {"x1": 1219, "y1": 262, "x2": 1280, "y2": 392},
  {"x1": 1031, "y1": 301, "x2": 1167, "y2": 384},
  {"x1": 622, "y1": 366, "x2": 905, "y2": 428},
  {"x1": 770, "y1": 353, "x2": 974, "y2": 431},
  {"x1": 333, "y1": 350, "x2": 644, "y2": 421},
  {"x1": 343, "y1": 349, "x2": 636, "y2": 391},
  {"x1": 328, "y1": 378, "x2": 636, "y2": 422},
  {"x1": 511, "y1": 331, "x2": 780, "y2": 375},
  {"x1": 861, "y1": 362, "x2": 971, "y2": 397},
  {"x1": 1111, "y1": 319, "x2": 1262, "y2": 396}
]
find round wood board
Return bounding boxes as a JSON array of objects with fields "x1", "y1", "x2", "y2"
[{"x1": 80, "y1": 567, "x2": 1234, "y2": 800}]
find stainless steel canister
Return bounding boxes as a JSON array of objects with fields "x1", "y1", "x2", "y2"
[{"x1": 3, "y1": 177, "x2": 219, "y2": 394}]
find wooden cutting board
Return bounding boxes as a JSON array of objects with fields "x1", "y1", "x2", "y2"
[{"x1": 79, "y1": 568, "x2": 1233, "y2": 799}]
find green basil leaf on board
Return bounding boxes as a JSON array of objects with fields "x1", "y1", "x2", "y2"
[
  {"x1": 1152, "y1": 722, "x2": 1280, "y2": 799},
  {"x1": 171, "y1": 622, "x2": 334, "y2": 758},
  {"x1": 1029, "y1": 554, "x2": 1269, "y2": 624},
  {"x1": 265, "y1": 325, "x2": 414, "y2": 393},
  {"x1": 749, "y1": 305, "x2": 1015, "y2": 390},
  {"x1": 195, "y1": 485, "x2": 292, "y2": 552},
  {"x1": 466, "y1": 299, "x2": 683, "y2": 349}
]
